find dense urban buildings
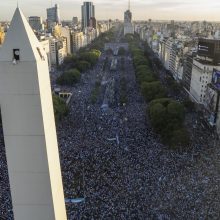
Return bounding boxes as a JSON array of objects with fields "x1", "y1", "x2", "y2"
[
  {"x1": 138, "y1": 19, "x2": 220, "y2": 137},
  {"x1": 1, "y1": 1, "x2": 220, "y2": 220}
]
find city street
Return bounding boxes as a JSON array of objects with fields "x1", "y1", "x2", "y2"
[
  {"x1": 0, "y1": 42, "x2": 220, "y2": 220},
  {"x1": 1, "y1": 1, "x2": 220, "y2": 220},
  {"x1": 56, "y1": 49, "x2": 220, "y2": 219}
]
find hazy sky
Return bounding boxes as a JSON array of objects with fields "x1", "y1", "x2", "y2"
[{"x1": 1, "y1": 0, "x2": 220, "y2": 21}]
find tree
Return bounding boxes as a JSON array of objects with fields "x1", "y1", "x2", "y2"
[
  {"x1": 79, "y1": 50, "x2": 101, "y2": 66},
  {"x1": 149, "y1": 98, "x2": 189, "y2": 148},
  {"x1": 150, "y1": 98, "x2": 172, "y2": 108},
  {"x1": 131, "y1": 49, "x2": 144, "y2": 57},
  {"x1": 53, "y1": 95, "x2": 69, "y2": 121},
  {"x1": 91, "y1": 49, "x2": 101, "y2": 58},
  {"x1": 183, "y1": 99, "x2": 195, "y2": 112},
  {"x1": 133, "y1": 55, "x2": 149, "y2": 67},
  {"x1": 118, "y1": 47, "x2": 126, "y2": 56},
  {"x1": 136, "y1": 65, "x2": 151, "y2": 73},
  {"x1": 149, "y1": 103, "x2": 167, "y2": 132},
  {"x1": 136, "y1": 71, "x2": 155, "y2": 84},
  {"x1": 76, "y1": 60, "x2": 91, "y2": 72},
  {"x1": 167, "y1": 101, "x2": 185, "y2": 124},
  {"x1": 170, "y1": 128, "x2": 190, "y2": 148},
  {"x1": 141, "y1": 81, "x2": 167, "y2": 102},
  {"x1": 56, "y1": 69, "x2": 81, "y2": 86}
]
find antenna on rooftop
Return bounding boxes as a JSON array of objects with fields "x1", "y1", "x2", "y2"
[{"x1": 128, "y1": 0, "x2": 130, "y2": 11}]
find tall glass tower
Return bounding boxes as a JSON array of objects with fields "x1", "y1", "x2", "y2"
[
  {"x1": 47, "y1": 4, "x2": 61, "y2": 29},
  {"x1": 81, "y1": 2, "x2": 95, "y2": 31}
]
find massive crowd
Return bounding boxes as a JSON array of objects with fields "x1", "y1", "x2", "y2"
[
  {"x1": 0, "y1": 125, "x2": 14, "y2": 220},
  {"x1": 58, "y1": 53, "x2": 220, "y2": 219},
  {"x1": 0, "y1": 49, "x2": 220, "y2": 219}
]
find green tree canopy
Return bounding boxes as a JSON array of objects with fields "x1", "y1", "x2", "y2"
[
  {"x1": 79, "y1": 49, "x2": 101, "y2": 66},
  {"x1": 149, "y1": 98, "x2": 189, "y2": 148},
  {"x1": 136, "y1": 71, "x2": 155, "y2": 84},
  {"x1": 149, "y1": 103, "x2": 167, "y2": 132},
  {"x1": 136, "y1": 65, "x2": 151, "y2": 73},
  {"x1": 118, "y1": 47, "x2": 126, "y2": 56},
  {"x1": 56, "y1": 69, "x2": 81, "y2": 86},
  {"x1": 53, "y1": 95, "x2": 69, "y2": 121},
  {"x1": 141, "y1": 81, "x2": 167, "y2": 102},
  {"x1": 76, "y1": 60, "x2": 91, "y2": 72}
]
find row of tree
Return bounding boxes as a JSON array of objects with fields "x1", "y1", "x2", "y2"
[
  {"x1": 53, "y1": 95, "x2": 69, "y2": 122},
  {"x1": 129, "y1": 35, "x2": 190, "y2": 148},
  {"x1": 149, "y1": 98, "x2": 189, "y2": 148},
  {"x1": 57, "y1": 29, "x2": 117, "y2": 86},
  {"x1": 57, "y1": 49, "x2": 101, "y2": 86},
  {"x1": 54, "y1": 29, "x2": 116, "y2": 119}
]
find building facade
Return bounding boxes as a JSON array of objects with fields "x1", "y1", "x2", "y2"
[
  {"x1": 124, "y1": 9, "x2": 134, "y2": 35},
  {"x1": 189, "y1": 59, "x2": 219, "y2": 104},
  {"x1": 72, "y1": 17, "x2": 78, "y2": 26},
  {"x1": 29, "y1": 16, "x2": 44, "y2": 31},
  {"x1": 81, "y1": 2, "x2": 95, "y2": 31},
  {"x1": 0, "y1": 25, "x2": 5, "y2": 44},
  {"x1": 47, "y1": 4, "x2": 61, "y2": 30}
]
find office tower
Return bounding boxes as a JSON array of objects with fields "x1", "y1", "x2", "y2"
[
  {"x1": 0, "y1": 7, "x2": 67, "y2": 220},
  {"x1": 81, "y1": 2, "x2": 95, "y2": 30},
  {"x1": 72, "y1": 16, "x2": 78, "y2": 26},
  {"x1": 89, "y1": 17, "x2": 97, "y2": 29},
  {"x1": 170, "y1": 20, "x2": 175, "y2": 37},
  {"x1": 29, "y1": 16, "x2": 44, "y2": 31},
  {"x1": 47, "y1": 4, "x2": 61, "y2": 30}
]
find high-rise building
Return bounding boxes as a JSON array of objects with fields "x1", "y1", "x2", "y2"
[
  {"x1": 61, "y1": 26, "x2": 72, "y2": 54},
  {"x1": 71, "y1": 31, "x2": 86, "y2": 52},
  {"x1": 0, "y1": 7, "x2": 67, "y2": 220},
  {"x1": 47, "y1": 4, "x2": 61, "y2": 30},
  {"x1": 203, "y1": 69, "x2": 220, "y2": 132},
  {"x1": 81, "y1": 2, "x2": 95, "y2": 31},
  {"x1": 29, "y1": 16, "x2": 44, "y2": 31},
  {"x1": 89, "y1": 17, "x2": 97, "y2": 29},
  {"x1": 72, "y1": 16, "x2": 78, "y2": 26},
  {"x1": 171, "y1": 20, "x2": 175, "y2": 38}
]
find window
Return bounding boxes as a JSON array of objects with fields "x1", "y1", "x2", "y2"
[{"x1": 13, "y1": 49, "x2": 20, "y2": 61}]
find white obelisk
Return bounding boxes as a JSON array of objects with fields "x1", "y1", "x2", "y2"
[{"x1": 0, "y1": 8, "x2": 67, "y2": 220}]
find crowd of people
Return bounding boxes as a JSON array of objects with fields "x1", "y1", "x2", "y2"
[
  {"x1": 0, "y1": 48, "x2": 220, "y2": 219},
  {"x1": 58, "y1": 52, "x2": 220, "y2": 219},
  {"x1": 0, "y1": 125, "x2": 14, "y2": 220}
]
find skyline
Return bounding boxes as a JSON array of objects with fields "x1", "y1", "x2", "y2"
[{"x1": 1, "y1": 0, "x2": 220, "y2": 22}]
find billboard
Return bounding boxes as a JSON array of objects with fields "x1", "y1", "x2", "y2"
[
  {"x1": 198, "y1": 40, "x2": 215, "y2": 58},
  {"x1": 212, "y1": 69, "x2": 220, "y2": 91}
]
